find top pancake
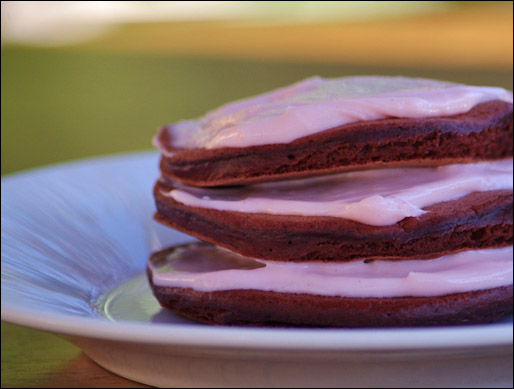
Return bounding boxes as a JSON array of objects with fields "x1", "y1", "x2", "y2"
[{"x1": 154, "y1": 76, "x2": 513, "y2": 187}]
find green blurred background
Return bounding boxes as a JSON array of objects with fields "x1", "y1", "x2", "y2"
[{"x1": 1, "y1": 1, "x2": 512, "y2": 176}]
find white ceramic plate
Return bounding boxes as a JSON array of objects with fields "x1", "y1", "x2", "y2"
[{"x1": 2, "y1": 152, "x2": 512, "y2": 388}]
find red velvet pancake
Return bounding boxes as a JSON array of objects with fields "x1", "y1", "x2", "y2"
[
  {"x1": 156, "y1": 100, "x2": 512, "y2": 187},
  {"x1": 154, "y1": 181, "x2": 513, "y2": 262},
  {"x1": 147, "y1": 244, "x2": 513, "y2": 327}
]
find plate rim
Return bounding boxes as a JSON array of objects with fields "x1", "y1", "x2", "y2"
[
  {"x1": 1, "y1": 149, "x2": 157, "y2": 182},
  {"x1": 2, "y1": 304, "x2": 513, "y2": 351}
]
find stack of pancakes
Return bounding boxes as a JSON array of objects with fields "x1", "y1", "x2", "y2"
[{"x1": 148, "y1": 76, "x2": 513, "y2": 327}]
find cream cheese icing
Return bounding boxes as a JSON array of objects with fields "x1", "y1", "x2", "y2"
[
  {"x1": 157, "y1": 76, "x2": 513, "y2": 150},
  {"x1": 162, "y1": 159, "x2": 513, "y2": 226},
  {"x1": 149, "y1": 245, "x2": 513, "y2": 298}
]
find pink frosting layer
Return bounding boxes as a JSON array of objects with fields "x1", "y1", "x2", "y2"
[
  {"x1": 157, "y1": 76, "x2": 513, "y2": 150},
  {"x1": 164, "y1": 159, "x2": 513, "y2": 226},
  {"x1": 150, "y1": 246, "x2": 513, "y2": 298}
]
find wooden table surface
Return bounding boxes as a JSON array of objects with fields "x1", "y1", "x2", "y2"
[{"x1": 1, "y1": 323, "x2": 150, "y2": 388}]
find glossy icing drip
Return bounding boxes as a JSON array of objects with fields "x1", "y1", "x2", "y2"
[
  {"x1": 163, "y1": 159, "x2": 513, "y2": 226},
  {"x1": 157, "y1": 76, "x2": 513, "y2": 150},
  {"x1": 149, "y1": 246, "x2": 513, "y2": 298}
]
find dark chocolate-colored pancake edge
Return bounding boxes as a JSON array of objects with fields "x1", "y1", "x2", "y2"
[
  {"x1": 153, "y1": 181, "x2": 513, "y2": 262},
  {"x1": 146, "y1": 264, "x2": 513, "y2": 328},
  {"x1": 157, "y1": 100, "x2": 513, "y2": 187}
]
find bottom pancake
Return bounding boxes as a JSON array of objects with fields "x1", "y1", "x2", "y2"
[
  {"x1": 148, "y1": 283, "x2": 512, "y2": 327},
  {"x1": 147, "y1": 244, "x2": 513, "y2": 327}
]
